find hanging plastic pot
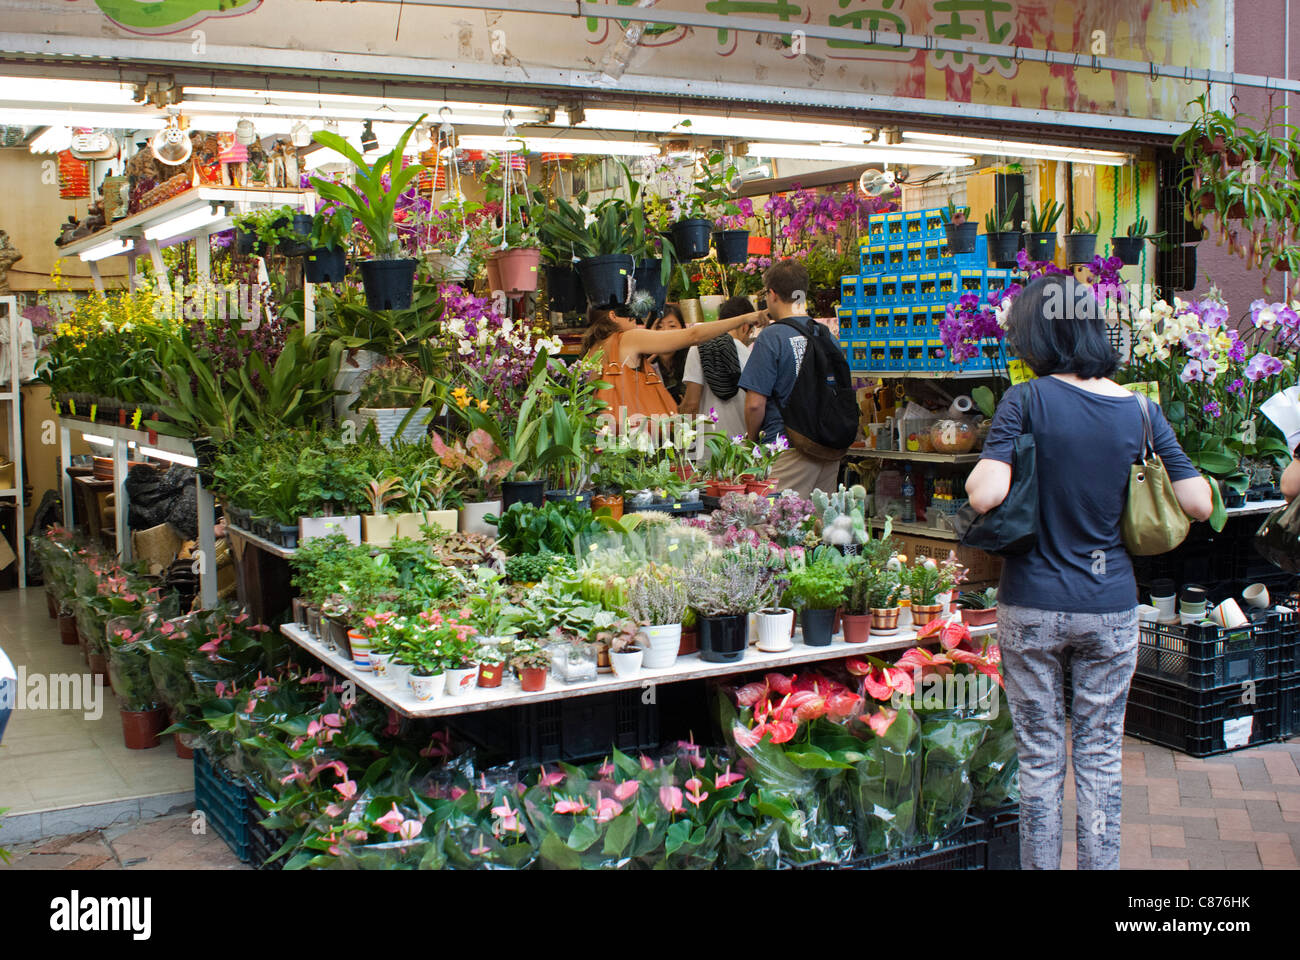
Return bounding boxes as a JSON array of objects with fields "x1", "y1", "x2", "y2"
[
  {"x1": 545, "y1": 263, "x2": 586, "y2": 313},
  {"x1": 491, "y1": 247, "x2": 542, "y2": 296},
  {"x1": 1024, "y1": 232, "x2": 1057, "y2": 262},
  {"x1": 1111, "y1": 236, "x2": 1144, "y2": 266},
  {"x1": 304, "y1": 247, "x2": 347, "y2": 283},
  {"x1": 670, "y1": 218, "x2": 712, "y2": 260},
  {"x1": 578, "y1": 253, "x2": 634, "y2": 308},
  {"x1": 986, "y1": 231, "x2": 1021, "y2": 266},
  {"x1": 632, "y1": 258, "x2": 667, "y2": 315},
  {"x1": 359, "y1": 258, "x2": 418, "y2": 311},
  {"x1": 943, "y1": 221, "x2": 978, "y2": 254},
  {"x1": 1064, "y1": 233, "x2": 1098, "y2": 265},
  {"x1": 278, "y1": 213, "x2": 314, "y2": 257},
  {"x1": 235, "y1": 229, "x2": 262, "y2": 256},
  {"x1": 712, "y1": 229, "x2": 750, "y2": 264}
]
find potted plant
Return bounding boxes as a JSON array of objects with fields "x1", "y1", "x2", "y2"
[
  {"x1": 866, "y1": 560, "x2": 903, "y2": 635},
  {"x1": 841, "y1": 556, "x2": 887, "y2": 644},
  {"x1": 683, "y1": 548, "x2": 778, "y2": 664},
  {"x1": 398, "y1": 461, "x2": 462, "y2": 538},
  {"x1": 626, "y1": 563, "x2": 689, "y2": 668},
  {"x1": 704, "y1": 429, "x2": 751, "y2": 497},
  {"x1": 601, "y1": 619, "x2": 646, "y2": 678},
  {"x1": 311, "y1": 116, "x2": 426, "y2": 311},
  {"x1": 232, "y1": 204, "x2": 304, "y2": 257},
  {"x1": 1065, "y1": 211, "x2": 1100, "y2": 264},
  {"x1": 940, "y1": 198, "x2": 977, "y2": 254},
  {"x1": 304, "y1": 207, "x2": 352, "y2": 283},
  {"x1": 983, "y1": 191, "x2": 1021, "y2": 265},
  {"x1": 441, "y1": 623, "x2": 480, "y2": 697},
  {"x1": 423, "y1": 194, "x2": 485, "y2": 282},
  {"x1": 539, "y1": 189, "x2": 635, "y2": 308},
  {"x1": 745, "y1": 438, "x2": 785, "y2": 496},
  {"x1": 361, "y1": 475, "x2": 404, "y2": 547},
  {"x1": 786, "y1": 553, "x2": 850, "y2": 647},
  {"x1": 508, "y1": 637, "x2": 550, "y2": 692},
  {"x1": 473, "y1": 640, "x2": 508, "y2": 689},
  {"x1": 754, "y1": 597, "x2": 795, "y2": 652},
  {"x1": 957, "y1": 587, "x2": 998, "y2": 627},
  {"x1": 431, "y1": 430, "x2": 513, "y2": 537},
  {"x1": 1024, "y1": 199, "x2": 1064, "y2": 261},
  {"x1": 105, "y1": 623, "x2": 165, "y2": 750},
  {"x1": 900, "y1": 554, "x2": 967, "y2": 629},
  {"x1": 354, "y1": 360, "x2": 434, "y2": 446},
  {"x1": 1112, "y1": 216, "x2": 1158, "y2": 266},
  {"x1": 482, "y1": 155, "x2": 543, "y2": 296},
  {"x1": 407, "y1": 644, "x2": 447, "y2": 703}
]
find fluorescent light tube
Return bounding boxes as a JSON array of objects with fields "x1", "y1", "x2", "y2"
[
  {"x1": 143, "y1": 205, "x2": 229, "y2": 241},
  {"x1": 81, "y1": 433, "x2": 112, "y2": 447},
  {"x1": 138, "y1": 447, "x2": 198, "y2": 467},
  {"x1": 743, "y1": 142, "x2": 974, "y2": 166},
  {"x1": 78, "y1": 238, "x2": 132, "y2": 262},
  {"x1": 452, "y1": 135, "x2": 660, "y2": 157},
  {"x1": 901, "y1": 132, "x2": 1130, "y2": 166},
  {"x1": 575, "y1": 108, "x2": 872, "y2": 145},
  {"x1": 28, "y1": 126, "x2": 72, "y2": 154}
]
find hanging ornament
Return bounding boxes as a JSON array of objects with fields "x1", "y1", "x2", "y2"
[
  {"x1": 290, "y1": 121, "x2": 313, "y2": 148},
  {"x1": 57, "y1": 149, "x2": 89, "y2": 199}
]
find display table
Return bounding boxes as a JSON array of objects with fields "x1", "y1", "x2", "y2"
[{"x1": 280, "y1": 619, "x2": 996, "y2": 720}]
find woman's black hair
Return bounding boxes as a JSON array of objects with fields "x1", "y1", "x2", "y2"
[{"x1": 1004, "y1": 274, "x2": 1119, "y2": 379}]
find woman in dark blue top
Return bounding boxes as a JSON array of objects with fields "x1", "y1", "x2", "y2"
[{"x1": 966, "y1": 275, "x2": 1211, "y2": 870}]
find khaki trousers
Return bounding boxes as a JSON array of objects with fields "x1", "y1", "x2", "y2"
[{"x1": 770, "y1": 447, "x2": 841, "y2": 499}]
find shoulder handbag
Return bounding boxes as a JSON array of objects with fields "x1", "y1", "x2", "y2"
[
  {"x1": 1253, "y1": 495, "x2": 1300, "y2": 573},
  {"x1": 593, "y1": 332, "x2": 678, "y2": 425},
  {"x1": 951, "y1": 381, "x2": 1039, "y2": 557},
  {"x1": 1121, "y1": 394, "x2": 1191, "y2": 555}
]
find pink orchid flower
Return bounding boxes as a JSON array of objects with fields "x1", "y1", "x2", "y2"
[
  {"x1": 374, "y1": 803, "x2": 405, "y2": 834},
  {"x1": 684, "y1": 778, "x2": 709, "y2": 807},
  {"x1": 659, "y1": 785, "x2": 685, "y2": 814}
]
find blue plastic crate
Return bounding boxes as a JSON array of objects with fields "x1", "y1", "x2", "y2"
[
  {"x1": 885, "y1": 212, "x2": 907, "y2": 242},
  {"x1": 917, "y1": 272, "x2": 939, "y2": 305},
  {"x1": 870, "y1": 307, "x2": 892, "y2": 335},
  {"x1": 886, "y1": 337, "x2": 908, "y2": 371},
  {"x1": 957, "y1": 268, "x2": 987, "y2": 299},
  {"x1": 949, "y1": 233, "x2": 989, "y2": 267},
  {"x1": 936, "y1": 271, "x2": 957, "y2": 302},
  {"x1": 898, "y1": 273, "x2": 919, "y2": 305},
  {"x1": 878, "y1": 274, "x2": 899, "y2": 305},
  {"x1": 867, "y1": 212, "x2": 888, "y2": 246},
  {"x1": 859, "y1": 275, "x2": 880, "y2": 303},
  {"x1": 910, "y1": 305, "x2": 933, "y2": 337},
  {"x1": 836, "y1": 309, "x2": 854, "y2": 334},
  {"x1": 194, "y1": 749, "x2": 255, "y2": 864},
  {"x1": 891, "y1": 308, "x2": 912, "y2": 336},
  {"x1": 905, "y1": 241, "x2": 926, "y2": 270},
  {"x1": 923, "y1": 238, "x2": 943, "y2": 270},
  {"x1": 886, "y1": 243, "x2": 908, "y2": 271},
  {"x1": 841, "y1": 276, "x2": 860, "y2": 308},
  {"x1": 904, "y1": 210, "x2": 926, "y2": 241},
  {"x1": 922, "y1": 208, "x2": 946, "y2": 239}
]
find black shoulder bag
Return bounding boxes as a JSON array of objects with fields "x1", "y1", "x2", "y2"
[{"x1": 951, "y1": 381, "x2": 1039, "y2": 557}]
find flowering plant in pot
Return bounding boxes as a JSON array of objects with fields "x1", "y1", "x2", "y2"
[
  {"x1": 625, "y1": 564, "x2": 688, "y2": 668},
  {"x1": 939, "y1": 198, "x2": 976, "y2": 255},
  {"x1": 684, "y1": 548, "x2": 779, "y2": 663},
  {"x1": 106, "y1": 623, "x2": 165, "y2": 749},
  {"x1": 505, "y1": 637, "x2": 550, "y2": 692},
  {"x1": 703, "y1": 428, "x2": 753, "y2": 494},
  {"x1": 310, "y1": 115, "x2": 427, "y2": 311},
  {"x1": 786, "y1": 552, "x2": 851, "y2": 646},
  {"x1": 899, "y1": 553, "x2": 967, "y2": 628},
  {"x1": 745, "y1": 436, "x2": 787, "y2": 495},
  {"x1": 481, "y1": 154, "x2": 543, "y2": 296},
  {"x1": 471, "y1": 640, "x2": 509, "y2": 689}
]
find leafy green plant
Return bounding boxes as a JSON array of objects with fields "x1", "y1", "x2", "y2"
[
  {"x1": 786, "y1": 555, "x2": 851, "y2": 610},
  {"x1": 232, "y1": 204, "x2": 302, "y2": 247},
  {"x1": 504, "y1": 552, "x2": 573, "y2": 584},
  {"x1": 1125, "y1": 215, "x2": 1151, "y2": 238},
  {"x1": 957, "y1": 587, "x2": 997, "y2": 610},
  {"x1": 309, "y1": 208, "x2": 354, "y2": 252},
  {"x1": 899, "y1": 556, "x2": 966, "y2": 606},
  {"x1": 1027, "y1": 199, "x2": 1064, "y2": 233},
  {"x1": 487, "y1": 501, "x2": 604, "y2": 556}
]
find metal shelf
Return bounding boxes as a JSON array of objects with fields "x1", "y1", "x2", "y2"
[{"x1": 846, "y1": 448, "x2": 981, "y2": 464}]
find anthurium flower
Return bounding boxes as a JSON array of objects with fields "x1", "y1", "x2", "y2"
[
  {"x1": 537, "y1": 764, "x2": 565, "y2": 787},
  {"x1": 398, "y1": 819, "x2": 423, "y2": 841},
  {"x1": 659, "y1": 785, "x2": 685, "y2": 813},
  {"x1": 825, "y1": 690, "x2": 863, "y2": 720},
  {"x1": 684, "y1": 778, "x2": 709, "y2": 807},
  {"x1": 895, "y1": 646, "x2": 953, "y2": 676},
  {"x1": 301, "y1": 671, "x2": 328, "y2": 684},
  {"x1": 732, "y1": 722, "x2": 762, "y2": 750},
  {"x1": 553, "y1": 797, "x2": 589, "y2": 815},
  {"x1": 787, "y1": 689, "x2": 827, "y2": 721},
  {"x1": 714, "y1": 764, "x2": 743, "y2": 789},
  {"x1": 864, "y1": 706, "x2": 898, "y2": 737},
  {"x1": 595, "y1": 796, "x2": 624, "y2": 823},
  {"x1": 374, "y1": 803, "x2": 405, "y2": 834},
  {"x1": 862, "y1": 664, "x2": 915, "y2": 701},
  {"x1": 766, "y1": 672, "x2": 794, "y2": 695},
  {"x1": 335, "y1": 780, "x2": 357, "y2": 800},
  {"x1": 491, "y1": 799, "x2": 523, "y2": 834},
  {"x1": 596, "y1": 759, "x2": 615, "y2": 778},
  {"x1": 639, "y1": 754, "x2": 656, "y2": 770},
  {"x1": 948, "y1": 647, "x2": 1005, "y2": 686},
  {"x1": 613, "y1": 780, "x2": 640, "y2": 802}
]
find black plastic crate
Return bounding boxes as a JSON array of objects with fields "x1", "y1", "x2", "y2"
[
  {"x1": 1280, "y1": 674, "x2": 1300, "y2": 740},
  {"x1": 787, "y1": 814, "x2": 986, "y2": 870},
  {"x1": 1135, "y1": 617, "x2": 1275, "y2": 691},
  {"x1": 980, "y1": 802, "x2": 1021, "y2": 870},
  {"x1": 1125, "y1": 674, "x2": 1279, "y2": 757},
  {"x1": 194, "y1": 749, "x2": 254, "y2": 863},
  {"x1": 515, "y1": 688, "x2": 659, "y2": 764},
  {"x1": 1277, "y1": 610, "x2": 1300, "y2": 677}
]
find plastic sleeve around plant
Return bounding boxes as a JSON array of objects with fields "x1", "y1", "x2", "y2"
[
  {"x1": 916, "y1": 706, "x2": 993, "y2": 841},
  {"x1": 970, "y1": 689, "x2": 1020, "y2": 810}
]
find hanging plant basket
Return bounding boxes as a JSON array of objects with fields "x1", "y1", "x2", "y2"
[
  {"x1": 1024, "y1": 232, "x2": 1057, "y2": 262},
  {"x1": 578, "y1": 254, "x2": 634, "y2": 308},
  {"x1": 359, "y1": 258, "x2": 418, "y2": 311},
  {"x1": 712, "y1": 230, "x2": 750, "y2": 264},
  {"x1": 278, "y1": 213, "x2": 314, "y2": 257},
  {"x1": 425, "y1": 248, "x2": 473, "y2": 283},
  {"x1": 943, "y1": 221, "x2": 978, "y2": 254},
  {"x1": 545, "y1": 263, "x2": 586, "y2": 313},
  {"x1": 669, "y1": 218, "x2": 712, "y2": 260},
  {"x1": 1111, "y1": 236, "x2": 1144, "y2": 266},
  {"x1": 487, "y1": 247, "x2": 541, "y2": 296},
  {"x1": 1064, "y1": 233, "x2": 1098, "y2": 265},
  {"x1": 986, "y1": 231, "x2": 1021, "y2": 265},
  {"x1": 304, "y1": 247, "x2": 347, "y2": 283}
]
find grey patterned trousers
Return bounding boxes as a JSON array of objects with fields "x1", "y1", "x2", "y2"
[{"x1": 998, "y1": 603, "x2": 1139, "y2": 870}]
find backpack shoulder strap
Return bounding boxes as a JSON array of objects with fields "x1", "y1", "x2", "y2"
[{"x1": 774, "y1": 315, "x2": 816, "y2": 338}]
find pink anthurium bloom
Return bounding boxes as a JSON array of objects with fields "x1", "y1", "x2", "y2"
[
  {"x1": 322, "y1": 713, "x2": 343, "y2": 728},
  {"x1": 596, "y1": 758, "x2": 615, "y2": 778},
  {"x1": 595, "y1": 797, "x2": 624, "y2": 823},
  {"x1": 684, "y1": 778, "x2": 709, "y2": 807},
  {"x1": 732, "y1": 722, "x2": 762, "y2": 750},
  {"x1": 491, "y1": 800, "x2": 522, "y2": 834},
  {"x1": 470, "y1": 834, "x2": 491, "y2": 856},
  {"x1": 735, "y1": 681, "x2": 769, "y2": 707},
  {"x1": 309, "y1": 760, "x2": 348, "y2": 782},
  {"x1": 948, "y1": 647, "x2": 1005, "y2": 687},
  {"x1": 279, "y1": 764, "x2": 307, "y2": 787},
  {"x1": 302, "y1": 671, "x2": 328, "y2": 684},
  {"x1": 398, "y1": 818, "x2": 423, "y2": 841},
  {"x1": 714, "y1": 764, "x2": 743, "y2": 789},
  {"x1": 374, "y1": 803, "x2": 405, "y2": 834},
  {"x1": 537, "y1": 764, "x2": 565, "y2": 787},
  {"x1": 659, "y1": 785, "x2": 685, "y2": 813},
  {"x1": 450, "y1": 786, "x2": 468, "y2": 801},
  {"x1": 639, "y1": 754, "x2": 655, "y2": 770},
  {"x1": 613, "y1": 780, "x2": 640, "y2": 802},
  {"x1": 553, "y1": 797, "x2": 589, "y2": 815},
  {"x1": 335, "y1": 780, "x2": 357, "y2": 800},
  {"x1": 324, "y1": 803, "x2": 346, "y2": 818},
  {"x1": 865, "y1": 706, "x2": 898, "y2": 737}
]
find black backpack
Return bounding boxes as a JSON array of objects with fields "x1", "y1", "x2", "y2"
[{"x1": 773, "y1": 316, "x2": 860, "y2": 457}]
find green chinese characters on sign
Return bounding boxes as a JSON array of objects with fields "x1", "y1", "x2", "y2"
[
  {"x1": 703, "y1": 0, "x2": 804, "y2": 47},
  {"x1": 91, "y1": 0, "x2": 262, "y2": 35},
  {"x1": 929, "y1": 0, "x2": 1016, "y2": 76},
  {"x1": 826, "y1": 0, "x2": 914, "y2": 59}
]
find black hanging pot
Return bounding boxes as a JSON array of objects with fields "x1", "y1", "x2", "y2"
[
  {"x1": 986, "y1": 231, "x2": 1021, "y2": 266},
  {"x1": 1024, "y1": 232, "x2": 1057, "y2": 262},
  {"x1": 501, "y1": 479, "x2": 546, "y2": 511},
  {"x1": 698, "y1": 612, "x2": 748, "y2": 663},
  {"x1": 189, "y1": 436, "x2": 218, "y2": 488},
  {"x1": 712, "y1": 229, "x2": 750, "y2": 264},
  {"x1": 304, "y1": 247, "x2": 347, "y2": 283},
  {"x1": 1064, "y1": 233, "x2": 1098, "y2": 265},
  {"x1": 278, "y1": 213, "x2": 314, "y2": 257},
  {"x1": 545, "y1": 263, "x2": 586, "y2": 313},
  {"x1": 577, "y1": 254, "x2": 634, "y2": 308},
  {"x1": 359, "y1": 258, "x2": 418, "y2": 311},
  {"x1": 1111, "y1": 236, "x2": 1144, "y2": 266},
  {"x1": 633, "y1": 258, "x2": 668, "y2": 316},
  {"x1": 235, "y1": 229, "x2": 262, "y2": 256},
  {"x1": 799, "y1": 608, "x2": 835, "y2": 647},
  {"x1": 943, "y1": 221, "x2": 978, "y2": 255},
  {"x1": 670, "y1": 218, "x2": 712, "y2": 261}
]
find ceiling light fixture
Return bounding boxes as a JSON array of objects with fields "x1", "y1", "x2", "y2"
[
  {"x1": 143, "y1": 204, "x2": 229, "y2": 241},
  {"x1": 28, "y1": 125, "x2": 72, "y2": 154},
  {"x1": 901, "y1": 132, "x2": 1130, "y2": 166},
  {"x1": 742, "y1": 142, "x2": 975, "y2": 167},
  {"x1": 451, "y1": 135, "x2": 660, "y2": 157},
  {"x1": 78, "y1": 238, "x2": 132, "y2": 262},
  {"x1": 574, "y1": 108, "x2": 873, "y2": 145}
]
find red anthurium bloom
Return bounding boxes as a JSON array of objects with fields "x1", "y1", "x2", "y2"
[
  {"x1": 845, "y1": 658, "x2": 871, "y2": 676},
  {"x1": 659, "y1": 785, "x2": 685, "y2": 813},
  {"x1": 790, "y1": 692, "x2": 827, "y2": 722},
  {"x1": 863, "y1": 664, "x2": 916, "y2": 701},
  {"x1": 896, "y1": 646, "x2": 954, "y2": 676},
  {"x1": 825, "y1": 690, "x2": 864, "y2": 720},
  {"x1": 613, "y1": 780, "x2": 640, "y2": 802},
  {"x1": 553, "y1": 797, "x2": 589, "y2": 815},
  {"x1": 865, "y1": 706, "x2": 898, "y2": 737},
  {"x1": 714, "y1": 764, "x2": 744, "y2": 788},
  {"x1": 948, "y1": 647, "x2": 1005, "y2": 687},
  {"x1": 450, "y1": 786, "x2": 468, "y2": 801},
  {"x1": 374, "y1": 803, "x2": 405, "y2": 834},
  {"x1": 335, "y1": 780, "x2": 357, "y2": 800},
  {"x1": 684, "y1": 778, "x2": 709, "y2": 806},
  {"x1": 736, "y1": 681, "x2": 768, "y2": 707},
  {"x1": 595, "y1": 796, "x2": 624, "y2": 823},
  {"x1": 732, "y1": 722, "x2": 762, "y2": 749},
  {"x1": 766, "y1": 672, "x2": 794, "y2": 695},
  {"x1": 279, "y1": 764, "x2": 307, "y2": 787},
  {"x1": 325, "y1": 802, "x2": 346, "y2": 818}
]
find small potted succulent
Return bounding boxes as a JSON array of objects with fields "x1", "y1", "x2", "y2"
[
  {"x1": 983, "y1": 191, "x2": 1021, "y2": 266},
  {"x1": 1112, "y1": 216, "x2": 1160, "y2": 266},
  {"x1": 840, "y1": 557, "x2": 877, "y2": 644},
  {"x1": 900, "y1": 554, "x2": 967, "y2": 629},
  {"x1": 507, "y1": 637, "x2": 550, "y2": 692},
  {"x1": 957, "y1": 586, "x2": 998, "y2": 627},
  {"x1": 1024, "y1": 199, "x2": 1064, "y2": 261},
  {"x1": 602, "y1": 619, "x2": 646, "y2": 678},
  {"x1": 1065, "y1": 211, "x2": 1100, "y2": 265},
  {"x1": 868, "y1": 563, "x2": 903, "y2": 635},
  {"x1": 786, "y1": 553, "x2": 851, "y2": 647}
]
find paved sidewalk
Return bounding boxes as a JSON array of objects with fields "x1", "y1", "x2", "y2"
[{"x1": 0, "y1": 812, "x2": 248, "y2": 870}]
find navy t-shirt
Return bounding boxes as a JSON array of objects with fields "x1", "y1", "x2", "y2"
[
  {"x1": 738, "y1": 317, "x2": 827, "y2": 441},
  {"x1": 980, "y1": 376, "x2": 1200, "y2": 614}
]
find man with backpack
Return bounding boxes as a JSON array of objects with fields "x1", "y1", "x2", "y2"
[{"x1": 739, "y1": 259, "x2": 860, "y2": 498}]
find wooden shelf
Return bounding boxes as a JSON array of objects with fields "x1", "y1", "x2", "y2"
[
  {"x1": 869, "y1": 517, "x2": 960, "y2": 540},
  {"x1": 279, "y1": 619, "x2": 996, "y2": 720},
  {"x1": 846, "y1": 448, "x2": 981, "y2": 464},
  {"x1": 227, "y1": 524, "x2": 297, "y2": 559}
]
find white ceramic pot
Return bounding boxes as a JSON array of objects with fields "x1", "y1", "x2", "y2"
[
  {"x1": 363, "y1": 513, "x2": 400, "y2": 547},
  {"x1": 641, "y1": 623, "x2": 682, "y2": 668},
  {"x1": 368, "y1": 651, "x2": 392, "y2": 679},
  {"x1": 409, "y1": 672, "x2": 444, "y2": 702},
  {"x1": 299, "y1": 514, "x2": 362, "y2": 545},
  {"x1": 357, "y1": 406, "x2": 434, "y2": 446},
  {"x1": 610, "y1": 649, "x2": 644, "y2": 678},
  {"x1": 460, "y1": 499, "x2": 502, "y2": 537},
  {"x1": 755, "y1": 608, "x2": 795, "y2": 652},
  {"x1": 937, "y1": 591, "x2": 953, "y2": 615},
  {"x1": 445, "y1": 667, "x2": 479, "y2": 697},
  {"x1": 388, "y1": 661, "x2": 412, "y2": 690}
]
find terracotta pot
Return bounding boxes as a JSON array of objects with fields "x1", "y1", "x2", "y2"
[
  {"x1": 911, "y1": 603, "x2": 944, "y2": 628},
  {"x1": 491, "y1": 247, "x2": 542, "y2": 295},
  {"x1": 714, "y1": 482, "x2": 746, "y2": 497},
  {"x1": 832, "y1": 606, "x2": 843, "y2": 635},
  {"x1": 678, "y1": 627, "x2": 699, "y2": 656},
  {"x1": 959, "y1": 606, "x2": 998, "y2": 627},
  {"x1": 870, "y1": 607, "x2": 901, "y2": 633},
  {"x1": 592, "y1": 494, "x2": 624, "y2": 520},
  {"x1": 174, "y1": 733, "x2": 195, "y2": 760},
  {"x1": 58, "y1": 613, "x2": 78, "y2": 645},
  {"x1": 745, "y1": 479, "x2": 777, "y2": 496},
  {"x1": 842, "y1": 613, "x2": 871, "y2": 643},
  {"x1": 520, "y1": 666, "x2": 548, "y2": 692},
  {"x1": 46, "y1": 590, "x2": 58, "y2": 619},
  {"x1": 88, "y1": 651, "x2": 108, "y2": 682},
  {"x1": 120, "y1": 706, "x2": 166, "y2": 750},
  {"x1": 477, "y1": 661, "x2": 505, "y2": 688}
]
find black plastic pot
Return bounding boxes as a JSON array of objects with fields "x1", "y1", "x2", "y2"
[
  {"x1": 712, "y1": 229, "x2": 750, "y2": 264},
  {"x1": 799, "y1": 607, "x2": 835, "y2": 647},
  {"x1": 577, "y1": 254, "x2": 634, "y2": 308},
  {"x1": 359, "y1": 258, "x2": 418, "y2": 311},
  {"x1": 633, "y1": 258, "x2": 668, "y2": 316},
  {"x1": 278, "y1": 213, "x2": 314, "y2": 257},
  {"x1": 304, "y1": 247, "x2": 347, "y2": 283},
  {"x1": 545, "y1": 263, "x2": 586, "y2": 313},
  {"x1": 699, "y1": 613, "x2": 748, "y2": 663},
  {"x1": 235, "y1": 229, "x2": 263, "y2": 257},
  {"x1": 544, "y1": 489, "x2": 593, "y2": 509},
  {"x1": 1024, "y1": 232, "x2": 1057, "y2": 262},
  {"x1": 1064, "y1": 233, "x2": 1097, "y2": 265},
  {"x1": 190, "y1": 435, "x2": 218, "y2": 488},
  {"x1": 501, "y1": 479, "x2": 546, "y2": 511},
  {"x1": 1112, "y1": 236, "x2": 1144, "y2": 266},
  {"x1": 670, "y1": 218, "x2": 712, "y2": 261},
  {"x1": 986, "y1": 231, "x2": 1021, "y2": 266},
  {"x1": 944, "y1": 221, "x2": 978, "y2": 254}
]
